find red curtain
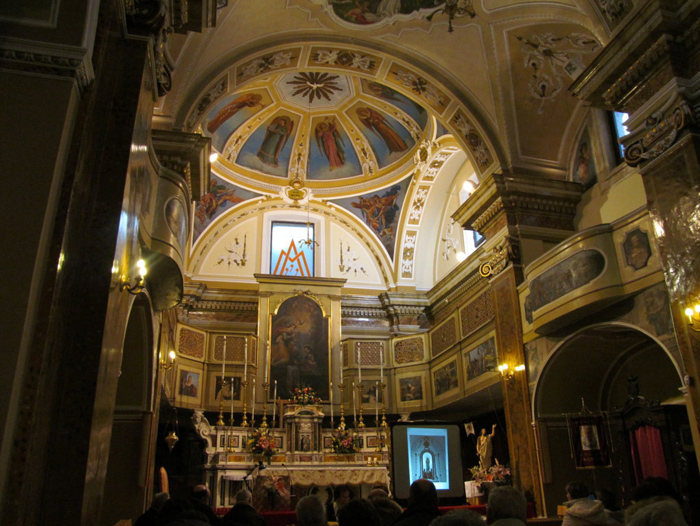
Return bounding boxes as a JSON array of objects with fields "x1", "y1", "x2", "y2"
[{"x1": 629, "y1": 425, "x2": 668, "y2": 484}]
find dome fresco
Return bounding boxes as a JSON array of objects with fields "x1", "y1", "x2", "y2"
[{"x1": 200, "y1": 72, "x2": 430, "y2": 189}]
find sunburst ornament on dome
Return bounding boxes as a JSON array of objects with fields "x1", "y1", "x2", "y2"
[{"x1": 287, "y1": 72, "x2": 344, "y2": 103}]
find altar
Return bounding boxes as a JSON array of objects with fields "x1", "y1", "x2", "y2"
[{"x1": 194, "y1": 407, "x2": 390, "y2": 509}]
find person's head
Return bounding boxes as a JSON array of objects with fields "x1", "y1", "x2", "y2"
[
  {"x1": 565, "y1": 481, "x2": 589, "y2": 501},
  {"x1": 296, "y1": 495, "x2": 328, "y2": 526},
  {"x1": 235, "y1": 488, "x2": 253, "y2": 506},
  {"x1": 370, "y1": 497, "x2": 404, "y2": 526},
  {"x1": 150, "y1": 492, "x2": 169, "y2": 511},
  {"x1": 192, "y1": 484, "x2": 210, "y2": 503},
  {"x1": 408, "y1": 479, "x2": 438, "y2": 509},
  {"x1": 481, "y1": 428, "x2": 487, "y2": 436},
  {"x1": 335, "y1": 485, "x2": 354, "y2": 506},
  {"x1": 626, "y1": 497, "x2": 687, "y2": 526},
  {"x1": 596, "y1": 488, "x2": 618, "y2": 511},
  {"x1": 431, "y1": 509, "x2": 486, "y2": 526},
  {"x1": 486, "y1": 486, "x2": 527, "y2": 524},
  {"x1": 633, "y1": 477, "x2": 682, "y2": 506},
  {"x1": 367, "y1": 488, "x2": 388, "y2": 500},
  {"x1": 338, "y1": 499, "x2": 382, "y2": 526}
]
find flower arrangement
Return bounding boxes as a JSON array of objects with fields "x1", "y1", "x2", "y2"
[
  {"x1": 291, "y1": 387, "x2": 322, "y2": 405},
  {"x1": 331, "y1": 428, "x2": 360, "y2": 454},
  {"x1": 470, "y1": 461, "x2": 511, "y2": 484},
  {"x1": 248, "y1": 428, "x2": 276, "y2": 460}
]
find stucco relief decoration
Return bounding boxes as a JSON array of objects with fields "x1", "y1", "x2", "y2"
[
  {"x1": 460, "y1": 291, "x2": 495, "y2": 337},
  {"x1": 389, "y1": 66, "x2": 448, "y2": 114},
  {"x1": 237, "y1": 50, "x2": 299, "y2": 80},
  {"x1": 450, "y1": 110, "x2": 493, "y2": 169},
  {"x1": 517, "y1": 33, "x2": 600, "y2": 113},
  {"x1": 401, "y1": 231, "x2": 418, "y2": 278},
  {"x1": 395, "y1": 338, "x2": 425, "y2": 364},
  {"x1": 187, "y1": 76, "x2": 227, "y2": 130},
  {"x1": 422, "y1": 151, "x2": 452, "y2": 181},
  {"x1": 441, "y1": 220, "x2": 460, "y2": 261},
  {"x1": 179, "y1": 328, "x2": 205, "y2": 359},
  {"x1": 597, "y1": 0, "x2": 632, "y2": 25},
  {"x1": 310, "y1": 47, "x2": 380, "y2": 74},
  {"x1": 430, "y1": 317, "x2": 457, "y2": 357},
  {"x1": 523, "y1": 249, "x2": 605, "y2": 323},
  {"x1": 623, "y1": 102, "x2": 694, "y2": 167},
  {"x1": 337, "y1": 240, "x2": 367, "y2": 277},
  {"x1": 215, "y1": 335, "x2": 245, "y2": 362},
  {"x1": 408, "y1": 186, "x2": 430, "y2": 225},
  {"x1": 215, "y1": 234, "x2": 248, "y2": 269}
]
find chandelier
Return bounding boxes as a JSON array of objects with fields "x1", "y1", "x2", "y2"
[{"x1": 427, "y1": 0, "x2": 476, "y2": 33}]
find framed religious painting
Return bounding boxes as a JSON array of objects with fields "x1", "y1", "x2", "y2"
[
  {"x1": 176, "y1": 364, "x2": 203, "y2": 406},
  {"x1": 432, "y1": 359, "x2": 460, "y2": 400},
  {"x1": 269, "y1": 294, "x2": 330, "y2": 401}
]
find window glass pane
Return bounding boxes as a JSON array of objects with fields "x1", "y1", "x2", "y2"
[
  {"x1": 271, "y1": 221, "x2": 315, "y2": 276},
  {"x1": 613, "y1": 112, "x2": 629, "y2": 159}
]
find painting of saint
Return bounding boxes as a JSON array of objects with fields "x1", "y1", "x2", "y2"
[
  {"x1": 400, "y1": 376, "x2": 422, "y2": 402},
  {"x1": 180, "y1": 371, "x2": 200, "y2": 398},
  {"x1": 206, "y1": 93, "x2": 263, "y2": 133},
  {"x1": 193, "y1": 177, "x2": 259, "y2": 241},
  {"x1": 270, "y1": 295, "x2": 329, "y2": 399},
  {"x1": 257, "y1": 115, "x2": 294, "y2": 167},
  {"x1": 215, "y1": 376, "x2": 241, "y2": 402},
  {"x1": 362, "y1": 79, "x2": 428, "y2": 128},
  {"x1": 315, "y1": 117, "x2": 346, "y2": 170},
  {"x1": 623, "y1": 229, "x2": 652, "y2": 270},
  {"x1": 466, "y1": 338, "x2": 496, "y2": 381},
  {"x1": 356, "y1": 106, "x2": 409, "y2": 153},
  {"x1": 572, "y1": 130, "x2": 597, "y2": 189},
  {"x1": 433, "y1": 361, "x2": 458, "y2": 397}
]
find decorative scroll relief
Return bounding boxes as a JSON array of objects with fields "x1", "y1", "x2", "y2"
[
  {"x1": 336, "y1": 239, "x2": 368, "y2": 277},
  {"x1": 179, "y1": 327, "x2": 206, "y2": 359},
  {"x1": 309, "y1": 47, "x2": 382, "y2": 74},
  {"x1": 400, "y1": 230, "x2": 418, "y2": 279},
  {"x1": 408, "y1": 185, "x2": 431, "y2": 226},
  {"x1": 421, "y1": 150, "x2": 454, "y2": 182},
  {"x1": 624, "y1": 102, "x2": 694, "y2": 167},
  {"x1": 236, "y1": 49, "x2": 301, "y2": 81},
  {"x1": 478, "y1": 238, "x2": 518, "y2": 278},
  {"x1": 187, "y1": 76, "x2": 228, "y2": 130},
  {"x1": 516, "y1": 32, "x2": 600, "y2": 113},
  {"x1": 430, "y1": 316, "x2": 457, "y2": 358},
  {"x1": 394, "y1": 337, "x2": 425, "y2": 364},
  {"x1": 215, "y1": 234, "x2": 248, "y2": 269}
]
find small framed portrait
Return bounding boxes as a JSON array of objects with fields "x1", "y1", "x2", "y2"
[
  {"x1": 367, "y1": 436, "x2": 378, "y2": 448},
  {"x1": 274, "y1": 435, "x2": 284, "y2": 450},
  {"x1": 177, "y1": 365, "x2": 203, "y2": 405},
  {"x1": 229, "y1": 435, "x2": 240, "y2": 449},
  {"x1": 323, "y1": 436, "x2": 333, "y2": 449}
]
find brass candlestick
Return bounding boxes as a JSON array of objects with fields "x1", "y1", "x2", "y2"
[
  {"x1": 216, "y1": 379, "x2": 227, "y2": 426},
  {"x1": 357, "y1": 382, "x2": 365, "y2": 428},
  {"x1": 260, "y1": 381, "x2": 269, "y2": 428},
  {"x1": 380, "y1": 382, "x2": 388, "y2": 428},
  {"x1": 240, "y1": 380, "x2": 249, "y2": 427},
  {"x1": 338, "y1": 382, "x2": 346, "y2": 430}
]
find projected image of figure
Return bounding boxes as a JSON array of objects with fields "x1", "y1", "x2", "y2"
[{"x1": 406, "y1": 428, "x2": 448, "y2": 488}]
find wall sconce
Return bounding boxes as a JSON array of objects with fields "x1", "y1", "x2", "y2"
[
  {"x1": 160, "y1": 350, "x2": 176, "y2": 370},
  {"x1": 685, "y1": 302, "x2": 700, "y2": 332},
  {"x1": 498, "y1": 363, "x2": 525, "y2": 381},
  {"x1": 120, "y1": 258, "x2": 147, "y2": 294}
]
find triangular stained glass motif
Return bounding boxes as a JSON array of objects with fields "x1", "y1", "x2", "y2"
[{"x1": 273, "y1": 239, "x2": 312, "y2": 277}]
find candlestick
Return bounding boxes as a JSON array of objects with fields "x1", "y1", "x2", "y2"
[
  {"x1": 222, "y1": 336, "x2": 227, "y2": 378},
  {"x1": 340, "y1": 346, "x2": 343, "y2": 370},
  {"x1": 330, "y1": 381, "x2": 334, "y2": 427},
  {"x1": 260, "y1": 381, "x2": 269, "y2": 428},
  {"x1": 338, "y1": 382, "x2": 346, "y2": 431},
  {"x1": 357, "y1": 342, "x2": 362, "y2": 385},
  {"x1": 264, "y1": 343, "x2": 269, "y2": 384},
  {"x1": 357, "y1": 382, "x2": 365, "y2": 428},
  {"x1": 229, "y1": 376, "x2": 234, "y2": 425},
  {"x1": 240, "y1": 379, "x2": 249, "y2": 427},
  {"x1": 375, "y1": 381, "x2": 379, "y2": 427}
]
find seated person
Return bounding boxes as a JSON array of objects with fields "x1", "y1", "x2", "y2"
[{"x1": 224, "y1": 489, "x2": 266, "y2": 526}]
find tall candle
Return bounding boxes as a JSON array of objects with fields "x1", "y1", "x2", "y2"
[
  {"x1": 244, "y1": 338, "x2": 248, "y2": 379},
  {"x1": 330, "y1": 382, "x2": 334, "y2": 422},
  {"x1": 230, "y1": 376, "x2": 234, "y2": 419},
  {"x1": 375, "y1": 381, "x2": 379, "y2": 425},
  {"x1": 264, "y1": 343, "x2": 269, "y2": 383},
  {"x1": 222, "y1": 336, "x2": 227, "y2": 379},
  {"x1": 380, "y1": 342, "x2": 384, "y2": 383},
  {"x1": 352, "y1": 382, "x2": 357, "y2": 425},
  {"x1": 357, "y1": 343, "x2": 362, "y2": 385},
  {"x1": 340, "y1": 346, "x2": 343, "y2": 374},
  {"x1": 272, "y1": 380, "x2": 277, "y2": 426}
]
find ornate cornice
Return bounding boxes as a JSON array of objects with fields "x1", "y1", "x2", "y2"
[
  {"x1": 0, "y1": 39, "x2": 94, "y2": 91},
  {"x1": 472, "y1": 197, "x2": 504, "y2": 232}
]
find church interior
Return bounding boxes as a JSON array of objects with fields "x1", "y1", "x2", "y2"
[{"x1": 2, "y1": 0, "x2": 700, "y2": 524}]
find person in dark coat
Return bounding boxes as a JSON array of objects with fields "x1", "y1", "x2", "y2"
[
  {"x1": 223, "y1": 489, "x2": 266, "y2": 526},
  {"x1": 191, "y1": 484, "x2": 223, "y2": 526},
  {"x1": 392, "y1": 479, "x2": 440, "y2": 526},
  {"x1": 134, "y1": 492, "x2": 169, "y2": 526}
]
